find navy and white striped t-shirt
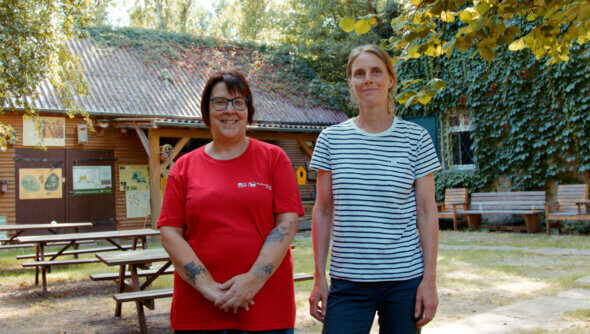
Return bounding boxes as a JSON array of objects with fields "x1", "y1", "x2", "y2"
[{"x1": 310, "y1": 117, "x2": 441, "y2": 282}]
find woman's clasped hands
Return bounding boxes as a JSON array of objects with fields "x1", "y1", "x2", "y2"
[{"x1": 201, "y1": 271, "x2": 266, "y2": 314}]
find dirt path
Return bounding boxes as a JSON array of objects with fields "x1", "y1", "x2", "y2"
[{"x1": 0, "y1": 280, "x2": 172, "y2": 334}]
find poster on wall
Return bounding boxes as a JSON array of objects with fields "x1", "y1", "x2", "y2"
[
  {"x1": 119, "y1": 165, "x2": 149, "y2": 191},
  {"x1": 22, "y1": 116, "x2": 66, "y2": 147},
  {"x1": 73, "y1": 166, "x2": 112, "y2": 195},
  {"x1": 126, "y1": 190, "x2": 150, "y2": 218},
  {"x1": 19, "y1": 168, "x2": 62, "y2": 199},
  {"x1": 0, "y1": 216, "x2": 6, "y2": 239}
]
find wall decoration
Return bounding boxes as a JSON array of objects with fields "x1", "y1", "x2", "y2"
[
  {"x1": 119, "y1": 165, "x2": 149, "y2": 191},
  {"x1": 19, "y1": 168, "x2": 62, "y2": 199},
  {"x1": 22, "y1": 116, "x2": 65, "y2": 147},
  {"x1": 0, "y1": 216, "x2": 6, "y2": 239},
  {"x1": 73, "y1": 166, "x2": 112, "y2": 195},
  {"x1": 126, "y1": 190, "x2": 150, "y2": 218}
]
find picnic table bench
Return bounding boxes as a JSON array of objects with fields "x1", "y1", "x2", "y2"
[
  {"x1": 0, "y1": 222, "x2": 93, "y2": 249},
  {"x1": 16, "y1": 228, "x2": 160, "y2": 297},
  {"x1": 97, "y1": 248, "x2": 313, "y2": 334},
  {"x1": 461, "y1": 191, "x2": 546, "y2": 233},
  {"x1": 546, "y1": 184, "x2": 590, "y2": 234}
]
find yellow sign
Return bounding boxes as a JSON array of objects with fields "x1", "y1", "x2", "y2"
[
  {"x1": 19, "y1": 168, "x2": 62, "y2": 199},
  {"x1": 119, "y1": 165, "x2": 149, "y2": 191},
  {"x1": 22, "y1": 116, "x2": 65, "y2": 147},
  {"x1": 296, "y1": 166, "x2": 307, "y2": 185}
]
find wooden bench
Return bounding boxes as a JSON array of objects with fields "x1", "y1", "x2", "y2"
[
  {"x1": 0, "y1": 240, "x2": 96, "y2": 250},
  {"x1": 437, "y1": 188, "x2": 469, "y2": 230},
  {"x1": 113, "y1": 272, "x2": 313, "y2": 334},
  {"x1": 22, "y1": 258, "x2": 100, "y2": 269},
  {"x1": 546, "y1": 184, "x2": 590, "y2": 234},
  {"x1": 16, "y1": 245, "x2": 133, "y2": 260},
  {"x1": 461, "y1": 191, "x2": 546, "y2": 233},
  {"x1": 90, "y1": 266, "x2": 175, "y2": 282}
]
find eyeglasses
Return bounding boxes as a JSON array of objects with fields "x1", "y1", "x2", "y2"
[{"x1": 209, "y1": 97, "x2": 249, "y2": 111}]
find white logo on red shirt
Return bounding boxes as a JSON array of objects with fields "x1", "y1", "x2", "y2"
[{"x1": 236, "y1": 182, "x2": 272, "y2": 191}]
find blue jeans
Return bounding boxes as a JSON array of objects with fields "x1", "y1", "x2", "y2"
[
  {"x1": 175, "y1": 329, "x2": 294, "y2": 334},
  {"x1": 323, "y1": 277, "x2": 422, "y2": 334}
]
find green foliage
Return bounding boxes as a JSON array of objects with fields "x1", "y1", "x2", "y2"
[
  {"x1": 434, "y1": 169, "x2": 486, "y2": 201},
  {"x1": 343, "y1": 0, "x2": 590, "y2": 106},
  {"x1": 398, "y1": 18, "x2": 589, "y2": 190},
  {"x1": 560, "y1": 221, "x2": 590, "y2": 234},
  {"x1": 0, "y1": 0, "x2": 97, "y2": 151}
]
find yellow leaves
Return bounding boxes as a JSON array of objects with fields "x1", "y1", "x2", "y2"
[
  {"x1": 354, "y1": 19, "x2": 371, "y2": 34},
  {"x1": 411, "y1": 0, "x2": 422, "y2": 5},
  {"x1": 440, "y1": 11, "x2": 455, "y2": 23},
  {"x1": 459, "y1": 8, "x2": 476, "y2": 23},
  {"x1": 339, "y1": 17, "x2": 355, "y2": 32},
  {"x1": 408, "y1": 44, "x2": 421, "y2": 58},
  {"x1": 339, "y1": 17, "x2": 372, "y2": 34},
  {"x1": 479, "y1": 46, "x2": 495, "y2": 61},
  {"x1": 476, "y1": 2, "x2": 491, "y2": 16},
  {"x1": 509, "y1": 38, "x2": 526, "y2": 51},
  {"x1": 427, "y1": 78, "x2": 445, "y2": 91}
]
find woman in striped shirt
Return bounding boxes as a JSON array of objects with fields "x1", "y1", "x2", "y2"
[{"x1": 308, "y1": 44, "x2": 440, "y2": 333}]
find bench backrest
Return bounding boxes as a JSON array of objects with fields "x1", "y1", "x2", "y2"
[
  {"x1": 469, "y1": 191, "x2": 546, "y2": 211},
  {"x1": 442, "y1": 188, "x2": 468, "y2": 211},
  {"x1": 557, "y1": 184, "x2": 589, "y2": 212}
]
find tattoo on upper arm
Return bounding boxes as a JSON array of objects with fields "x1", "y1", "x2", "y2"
[
  {"x1": 254, "y1": 263, "x2": 274, "y2": 279},
  {"x1": 183, "y1": 261, "x2": 207, "y2": 285}
]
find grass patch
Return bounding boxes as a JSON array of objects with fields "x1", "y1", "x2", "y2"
[
  {"x1": 1, "y1": 231, "x2": 589, "y2": 332},
  {"x1": 440, "y1": 231, "x2": 590, "y2": 249}
]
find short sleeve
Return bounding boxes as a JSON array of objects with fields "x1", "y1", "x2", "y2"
[
  {"x1": 157, "y1": 168, "x2": 186, "y2": 229},
  {"x1": 310, "y1": 130, "x2": 331, "y2": 171},
  {"x1": 272, "y1": 150, "x2": 305, "y2": 216},
  {"x1": 414, "y1": 128, "x2": 441, "y2": 179}
]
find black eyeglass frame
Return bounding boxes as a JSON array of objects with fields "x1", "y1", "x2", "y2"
[{"x1": 209, "y1": 97, "x2": 250, "y2": 111}]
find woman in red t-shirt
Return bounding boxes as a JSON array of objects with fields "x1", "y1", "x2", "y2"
[{"x1": 158, "y1": 71, "x2": 304, "y2": 333}]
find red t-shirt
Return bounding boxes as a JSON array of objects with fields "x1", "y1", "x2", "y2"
[{"x1": 157, "y1": 138, "x2": 304, "y2": 331}]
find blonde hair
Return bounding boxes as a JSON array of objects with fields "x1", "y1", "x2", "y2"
[{"x1": 346, "y1": 44, "x2": 397, "y2": 115}]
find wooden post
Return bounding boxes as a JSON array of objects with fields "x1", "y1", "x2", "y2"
[{"x1": 148, "y1": 132, "x2": 161, "y2": 228}]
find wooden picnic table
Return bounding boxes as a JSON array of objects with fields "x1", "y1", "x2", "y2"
[
  {"x1": 97, "y1": 248, "x2": 172, "y2": 334},
  {"x1": 0, "y1": 222, "x2": 93, "y2": 246},
  {"x1": 16, "y1": 228, "x2": 160, "y2": 297},
  {"x1": 96, "y1": 248, "x2": 314, "y2": 334}
]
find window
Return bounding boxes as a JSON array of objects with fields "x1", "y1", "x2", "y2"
[{"x1": 446, "y1": 111, "x2": 474, "y2": 169}]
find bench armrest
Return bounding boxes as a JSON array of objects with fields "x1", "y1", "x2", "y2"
[
  {"x1": 451, "y1": 202, "x2": 468, "y2": 213},
  {"x1": 545, "y1": 201, "x2": 558, "y2": 213},
  {"x1": 575, "y1": 201, "x2": 590, "y2": 214}
]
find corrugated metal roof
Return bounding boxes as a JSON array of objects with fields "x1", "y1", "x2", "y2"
[
  {"x1": 152, "y1": 118, "x2": 331, "y2": 132},
  {"x1": 25, "y1": 38, "x2": 348, "y2": 126}
]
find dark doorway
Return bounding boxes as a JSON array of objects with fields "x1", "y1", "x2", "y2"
[{"x1": 15, "y1": 149, "x2": 116, "y2": 232}]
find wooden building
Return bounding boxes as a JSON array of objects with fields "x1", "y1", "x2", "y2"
[{"x1": 0, "y1": 36, "x2": 347, "y2": 231}]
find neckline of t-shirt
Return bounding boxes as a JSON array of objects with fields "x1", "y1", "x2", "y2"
[
  {"x1": 349, "y1": 116, "x2": 398, "y2": 136},
  {"x1": 202, "y1": 137, "x2": 254, "y2": 163}
]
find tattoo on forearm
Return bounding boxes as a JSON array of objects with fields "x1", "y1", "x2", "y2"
[
  {"x1": 254, "y1": 263, "x2": 274, "y2": 279},
  {"x1": 264, "y1": 220, "x2": 294, "y2": 245},
  {"x1": 183, "y1": 261, "x2": 207, "y2": 285}
]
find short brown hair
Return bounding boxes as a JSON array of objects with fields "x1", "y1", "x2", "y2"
[
  {"x1": 346, "y1": 44, "x2": 397, "y2": 114},
  {"x1": 200, "y1": 71, "x2": 256, "y2": 127}
]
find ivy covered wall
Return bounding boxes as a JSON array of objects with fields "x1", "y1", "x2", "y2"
[{"x1": 395, "y1": 21, "x2": 589, "y2": 197}]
